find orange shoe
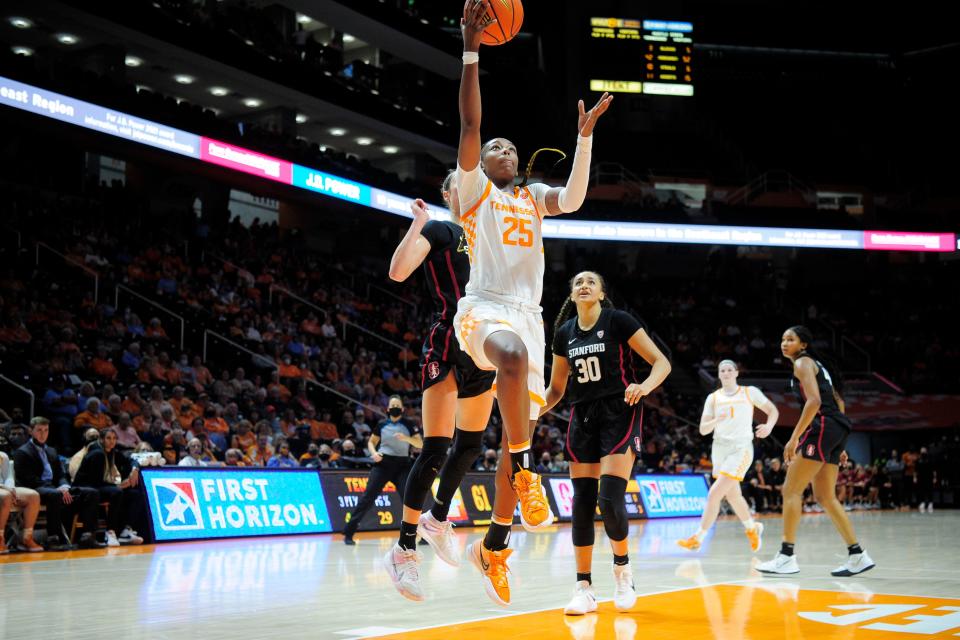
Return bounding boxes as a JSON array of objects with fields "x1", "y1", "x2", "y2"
[
  {"x1": 468, "y1": 540, "x2": 512, "y2": 606},
  {"x1": 745, "y1": 522, "x2": 764, "y2": 553},
  {"x1": 512, "y1": 469, "x2": 555, "y2": 532},
  {"x1": 676, "y1": 534, "x2": 701, "y2": 551},
  {"x1": 0, "y1": 533, "x2": 8, "y2": 555},
  {"x1": 19, "y1": 536, "x2": 44, "y2": 553}
]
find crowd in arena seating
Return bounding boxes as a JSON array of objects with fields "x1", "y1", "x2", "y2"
[{"x1": 1, "y1": 163, "x2": 958, "y2": 553}]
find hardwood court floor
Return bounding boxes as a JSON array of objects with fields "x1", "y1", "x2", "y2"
[{"x1": 1, "y1": 511, "x2": 958, "y2": 639}]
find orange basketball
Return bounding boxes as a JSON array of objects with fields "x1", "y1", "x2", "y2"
[{"x1": 481, "y1": 0, "x2": 524, "y2": 46}]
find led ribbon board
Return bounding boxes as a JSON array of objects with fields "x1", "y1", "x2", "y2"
[
  {"x1": 141, "y1": 467, "x2": 332, "y2": 541},
  {"x1": 2, "y1": 75, "x2": 953, "y2": 252}
]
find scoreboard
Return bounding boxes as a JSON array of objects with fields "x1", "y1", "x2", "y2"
[{"x1": 588, "y1": 17, "x2": 694, "y2": 97}]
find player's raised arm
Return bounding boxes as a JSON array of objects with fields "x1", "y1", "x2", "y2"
[
  {"x1": 458, "y1": 0, "x2": 493, "y2": 171},
  {"x1": 543, "y1": 93, "x2": 615, "y2": 216},
  {"x1": 388, "y1": 199, "x2": 433, "y2": 282}
]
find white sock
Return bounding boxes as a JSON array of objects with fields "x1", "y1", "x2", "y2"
[
  {"x1": 742, "y1": 518, "x2": 756, "y2": 530},
  {"x1": 693, "y1": 528, "x2": 708, "y2": 542}
]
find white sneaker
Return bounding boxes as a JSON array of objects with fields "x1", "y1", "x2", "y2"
[
  {"x1": 563, "y1": 580, "x2": 598, "y2": 615},
  {"x1": 612, "y1": 564, "x2": 637, "y2": 611},
  {"x1": 756, "y1": 553, "x2": 800, "y2": 574},
  {"x1": 383, "y1": 544, "x2": 425, "y2": 601},
  {"x1": 918, "y1": 503, "x2": 926, "y2": 513},
  {"x1": 105, "y1": 530, "x2": 120, "y2": 548},
  {"x1": 118, "y1": 527, "x2": 144, "y2": 545},
  {"x1": 417, "y1": 512, "x2": 460, "y2": 567},
  {"x1": 831, "y1": 551, "x2": 875, "y2": 577},
  {"x1": 928, "y1": 503, "x2": 934, "y2": 512}
]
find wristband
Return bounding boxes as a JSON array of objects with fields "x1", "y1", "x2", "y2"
[{"x1": 462, "y1": 51, "x2": 479, "y2": 65}]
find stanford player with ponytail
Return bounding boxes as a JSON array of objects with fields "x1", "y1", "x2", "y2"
[
  {"x1": 382, "y1": 172, "x2": 496, "y2": 601},
  {"x1": 542, "y1": 271, "x2": 671, "y2": 615},
  {"x1": 757, "y1": 325, "x2": 875, "y2": 576}
]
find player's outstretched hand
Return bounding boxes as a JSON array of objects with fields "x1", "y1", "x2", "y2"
[
  {"x1": 754, "y1": 422, "x2": 774, "y2": 439},
  {"x1": 410, "y1": 198, "x2": 431, "y2": 225},
  {"x1": 462, "y1": 0, "x2": 495, "y2": 51},
  {"x1": 577, "y1": 92, "x2": 614, "y2": 137}
]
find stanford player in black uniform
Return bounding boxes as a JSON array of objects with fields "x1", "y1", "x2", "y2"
[
  {"x1": 542, "y1": 271, "x2": 671, "y2": 615},
  {"x1": 383, "y1": 172, "x2": 495, "y2": 601},
  {"x1": 757, "y1": 325, "x2": 875, "y2": 577}
]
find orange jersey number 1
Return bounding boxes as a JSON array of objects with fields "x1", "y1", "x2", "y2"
[{"x1": 502, "y1": 215, "x2": 534, "y2": 247}]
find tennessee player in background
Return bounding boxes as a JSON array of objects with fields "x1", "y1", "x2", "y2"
[
  {"x1": 381, "y1": 173, "x2": 496, "y2": 601},
  {"x1": 456, "y1": 0, "x2": 613, "y2": 605},
  {"x1": 757, "y1": 326, "x2": 875, "y2": 576},
  {"x1": 677, "y1": 360, "x2": 778, "y2": 553},
  {"x1": 542, "y1": 271, "x2": 671, "y2": 615}
]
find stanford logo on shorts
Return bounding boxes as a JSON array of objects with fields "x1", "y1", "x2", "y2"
[
  {"x1": 806, "y1": 444, "x2": 815, "y2": 457},
  {"x1": 427, "y1": 362, "x2": 441, "y2": 380}
]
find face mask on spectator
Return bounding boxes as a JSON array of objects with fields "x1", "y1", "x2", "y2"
[
  {"x1": 388, "y1": 407, "x2": 403, "y2": 418},
  {"x1": 319, "y1": 452, "x2": 331, "y2": 461}
]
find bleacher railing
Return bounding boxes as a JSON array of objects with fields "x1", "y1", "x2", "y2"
[
  {"x1": 115, "y1": 285, "x2": 186, "y2": 351},
  {"x1": 0, "y1": 374, "x2": 35, "y2": 419},
  {"x1": 35, "y1": 242, "x2": 99, "y2": 303}
]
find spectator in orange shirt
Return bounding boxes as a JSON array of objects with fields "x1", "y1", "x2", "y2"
[
  {"x1": 192, "y1": 356, "x2": 214, "y2": 388},
  {"x1": 121, "y1": 385, "x2": 147, "y2": 418},
  {"x1": 91, "y1": 347, "x2": 118, "y2": 380},
  {"x1": 169, "y1": 386, "x2": 197, "y2": 424},
  {"x1": 267, "y1": 372, "x2": 292, "y2": 402},
  {"x1": 232, "y1": 420, "x2": 257, "y2": 451},
  {"x1": 246, "y1": 433, "x2": 274, "y2": 466},
  {"x1": 157, "y1": 352, "x2": 180, "y2": 385},
  {"x1": 203, "y1": 406, "x2": 230, "y2": 450},
  {"x1": 74, "y1": 398, "x2": 113, "y2": 432},
  {"x1": 310, "y1": 410, "x2": 339, "y2": 443},
  {"x1": 145, "y1": 317, "x2": 168, "y2": 340},
  {"x1": 278, "y1": 355, "x2": 302, "y2": 379}
]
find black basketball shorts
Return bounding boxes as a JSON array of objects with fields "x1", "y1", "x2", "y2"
[
  {"x1": 797, "y1": 414, "x2": 852, "y2": 465},
  {"x1": 565, "y1": 395, "x2": 644, "y2": 464},
  {"x1": 420, "y1": 321, "x2": 495, "y2": 399}
]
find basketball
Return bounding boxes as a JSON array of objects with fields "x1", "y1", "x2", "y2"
[{"x1": 481, "y1": 0, "x2": 524, "y2": 46}]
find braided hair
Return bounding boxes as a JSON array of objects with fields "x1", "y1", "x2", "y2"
[
  {"x1": 787, "y1": 325, "x2": 845, "y2": 395},
  {"x1": 553, "y1": 271, "x2": 615, "y2": 337}
]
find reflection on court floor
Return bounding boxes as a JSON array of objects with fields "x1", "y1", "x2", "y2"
[{"x1": 1, "y1": 512, "x2": 957, "y2": 640}]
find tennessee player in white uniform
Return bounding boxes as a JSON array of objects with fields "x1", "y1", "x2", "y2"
[
  {"x1": 678, "y1": 359, "x2": 779, "y2": 553},
  {"x1": 456, "y1": 0, "x2": 614, "y2": 607}
]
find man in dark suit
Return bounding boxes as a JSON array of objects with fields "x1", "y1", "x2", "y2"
[{"x1": 12, "y1": 417, "x2": 104, "y2": 550}]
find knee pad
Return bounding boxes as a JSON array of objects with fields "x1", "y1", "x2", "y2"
[
  {"x1": 446, "y1": 429, "x2": 484, "y2": 475},
  {"x1": 402, "y1": 436, "x2": 451, "y2": 510},
  {"x1": 598, "y1": 475, "x2": 629, "y2": 542},
  {"x1": 571, "y1": 477, "x2": 599, "y2": 547}
]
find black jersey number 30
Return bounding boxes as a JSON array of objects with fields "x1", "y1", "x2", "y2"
[{"x1": 574, "y1": 356, "x2": 602, "y2": 383}]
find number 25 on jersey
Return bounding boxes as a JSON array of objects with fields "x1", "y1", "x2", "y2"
[{"x1": 502, "y1": 215, "x2": 534, "y2": 247}]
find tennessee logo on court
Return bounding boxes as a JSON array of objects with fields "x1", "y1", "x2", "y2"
[
  {"x1": 427, "y1": 362, "x2": 441, "y2": 380},
  {"x1": 152, "y1": 478, "x2": 204, "y2": 531}
]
